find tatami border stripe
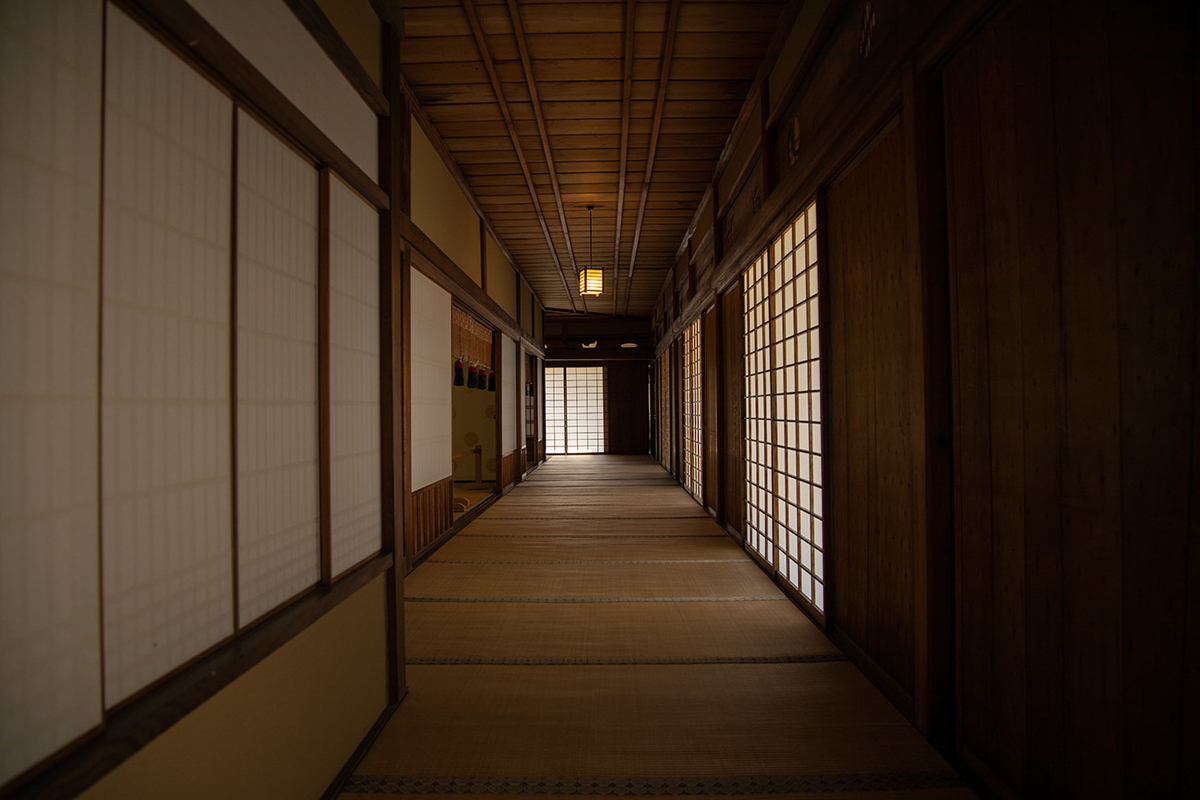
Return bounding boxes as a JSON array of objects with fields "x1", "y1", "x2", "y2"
[
  {"x1": 342, "y1": 772, "x2": 966, "y2": 795},
  {"x1": 457, "y1": 534, "x2": 727, "y2": 539},
  {"x1": 406, "y1": 655, "x2": 848, "y2": 665},
  {"x1": 405, "y1": 596, "x2": 789, "y2": 604},
  {"x1": 425, "y1": 559, "x2": 749, "y2": 565}
]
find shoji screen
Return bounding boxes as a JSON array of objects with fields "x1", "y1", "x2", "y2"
[
  {"x1": 743, "y1": 251, "x2": 774, "y2": 563},
  {"x1": 0, "y1": 0, "x2": 103, "y2": 782},
  {"x1": 565, "y1": 367, "x2": 606, "y2": 453},
  {"x1": 235, "y1": 111, "x2": 320, "y2": 624},
  {"x1": 410, "y1": 268, "x2": 451, "y2": 490},
  {"x1": 772, "y1": 204, "x2": 824, "y2": 610},
  {"x1": 328, "y1": 176, "x2": 381, "y2": 576},
  {"x1": 682, "y1": 318, "x2": 703, "y2": 501},
  {"x1": 741, "y1": 202, "x2": 824, "y2": 612},
  {"x1": 501, "y1": 336, "x2": 517, "y2": 455},
  {"x1": 545, "y1": 367, "x2": 565, "y2": 454},
  {"x1": 101, "y1": 6, "x2": 234, "y2": 706}
]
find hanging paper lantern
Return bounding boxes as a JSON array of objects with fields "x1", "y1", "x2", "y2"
[
  {"x1": 467, "y1": 363, "x2": 479, "y2": 389},
  {"x1": 454, "y1": 359, "x2": 464, "y2": 386}
]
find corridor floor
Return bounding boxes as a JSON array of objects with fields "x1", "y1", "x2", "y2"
[{"x1": 338, "y1": 455, "x2": 974, "y2": 798}]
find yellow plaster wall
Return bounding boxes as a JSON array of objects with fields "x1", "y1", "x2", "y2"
[
  {"x1": 80, "y1": 575, "x2": 389, "y2": 800},
  {"x1": 486, "y1": 234, "x2": 517, "y2": 319},
  {"x1": 411, "y1": 119, "x2": 482, "y2": 285}
]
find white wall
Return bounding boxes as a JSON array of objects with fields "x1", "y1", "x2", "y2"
[
  {"x1": 410, "y1": 269, "x2": 452, "y2": 489},
  {"x1": 187, "y1": 0, "x2": 377, "y2": 178},
  {"x1": 0, "y1": 0, "x2": 103, "y2": 783}
]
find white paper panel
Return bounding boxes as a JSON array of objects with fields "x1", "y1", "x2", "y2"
[
  {"x1": 187, "y1": 0, "x2": 377, "y2": 179},
  {"x1": 501, "y1": 336, "x2": 517, "y2": 454},
  {"x1": 235, "y1": 111, "x2": 319, "y2": 624},
  {"x1": 0, "y1": 0, "x2": 103, "y2": 783},
  {"x1": 328, "y1": 176, "x2": 380, "y2": 576},
  {"x1": 537, "y1": 357, "x2": 544, "y2": 441},
  {"x1": 101, "y1": 7, "x2": 234, "y2": 707},
  {"x1": 409, "y1": 268, "x2": 451, "y2": 490}
]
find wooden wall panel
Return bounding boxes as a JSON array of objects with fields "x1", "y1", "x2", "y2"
[
  {"x1": 606, "y1": 361, "x2": 651, "y2": 455},
  {"x1": 702, "y1": 307, "x2": 719, "y2": 513},
  {"x1": 944, "y1": 2, "x2": 1197, "y2": 796},
  {"x1": 720, "y1": 283, "x2": 744, "y2": 538},
  {"x1": 499, "y1": 451, "x2": 520, "y2": 489},
  {"x1": 409, "y1": 477, "x2": 453, "y2": 559},
  {"x1": 826, "y1": 119, "x2": 918, "y2": 705}
]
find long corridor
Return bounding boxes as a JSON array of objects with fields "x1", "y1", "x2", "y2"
[{"x1": 338, "y1": 456, "x2": 973, "y2": 798}]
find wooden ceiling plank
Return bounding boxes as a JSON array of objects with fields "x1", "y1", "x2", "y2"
[
  {"x1": 613, "y1": 0, "x2": 637, "y2": 314},
  {"x1": 624, "y1": 0, "x2": 681, "y2": 316},
  {"x1": 460, "y1": 0, "x2": 578, "y2": 310},
  {"x1": 506, "y1": 0, "x2": 588, "y2": 314}
]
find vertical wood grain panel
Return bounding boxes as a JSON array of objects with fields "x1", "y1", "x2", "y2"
[
  {"x1": 1109, "y1": 2, "x2": 1194, "y2": 792},
  {"x1": 1050, "y1": 2, "x2": 1123, "y2": 793},
  {"x1": 721, "y1": 282, "x2": 744, "y2": 537},
  {"x1": 944, "y1": 3, "x2": 1197, "y2": 794},
  {"x1": 827, "y1": 120, "x2": 918, "y2": 697},
  {"x1": 703, "y1": 307, "x2": 719, "y2": 513},
  {"x1": 976, "y1": 18, "x2": 1026, "y2": 787},
  {"x1": 943, "y1": 44, "x2": 995, "y2": 766},
  {"x1": 1009, "y1": 1, "x2": 1066, "y2": 792}
]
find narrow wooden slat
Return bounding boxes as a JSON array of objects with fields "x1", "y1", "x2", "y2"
[
  {"x1": 1050, "y1": 1, "x2": 1123, "y2": 792},
  {"x1": 976, "y1": 19, "x2": 1025, "y2": 789},
  {"x1": 943, "y1": 43, "x2": 994, "y2": 767},
  {"x1": 1109, "y1": 2, "x2": 1195, "y2": 792},
  {"x1": 1008, "y1": 2, "x2": 1065, "y2": 789}
]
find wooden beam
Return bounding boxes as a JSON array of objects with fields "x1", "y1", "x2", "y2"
[
  {"x1": 506, "y1": 0, "x2": 585, "y2": 314},
  {"x1": 460, "y1": 0, "x2": 578, "y2": 312},
  {"x1": 622, "y1": 0, "x2": 681, "y2": 316},
  {"x1": 283, "y1": 0, "x2": 389, "y2": 115}
]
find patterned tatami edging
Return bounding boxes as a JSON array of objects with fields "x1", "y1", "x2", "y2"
[
  {"x1": 406, "y1": 597, "x2": 790, "y2": 604},
  {"x1": 406, "y1": 655, "x2": 848, "y2": 666},
  {"x1": 425, "y1": 559, "x2": 749, "y2": 565},
  {"x1": 457, "y1": 534, "x2": 727, "y2": 539},
  {"x1": 342, "y1": 772, "x2": 965, "y2": 795}
]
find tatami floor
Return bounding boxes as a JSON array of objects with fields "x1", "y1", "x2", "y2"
[{"x1": 338, "y1": 455, "x2": 974, "y2": 798}]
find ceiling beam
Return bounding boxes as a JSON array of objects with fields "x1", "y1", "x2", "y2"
[
  {"x1": 461, "y1": 0, "x2": 577, "y2": 311},
  {"x1": 613, "y1": 0, "x2": 637, "y2": 315},
  {"x1": 506, "y1": 0, "x2": 588, "y2": 314},
  {"x1": 622, "y1": 0, "x2": 681, "y2": 316}
]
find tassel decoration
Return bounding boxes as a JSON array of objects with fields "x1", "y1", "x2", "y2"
[
  {"x1": 467, "y1": 364, "x2": 479, "y2": 389},
  {"x1": 454, "y1": 359, "x2": 464, "y2": 386}
]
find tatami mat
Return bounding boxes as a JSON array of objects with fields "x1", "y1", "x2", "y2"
[{"x1": 340, "y1": 456, "x2": 972, "y2": 798}]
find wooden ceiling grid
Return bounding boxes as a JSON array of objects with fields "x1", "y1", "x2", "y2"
[{"x1": 398, "y1": 0, "x2": 788, "y2": 317}]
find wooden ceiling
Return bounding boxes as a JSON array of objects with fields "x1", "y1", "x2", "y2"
[{"x1": 398, "y1": 0, "x2": 789, "y2": 317}]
